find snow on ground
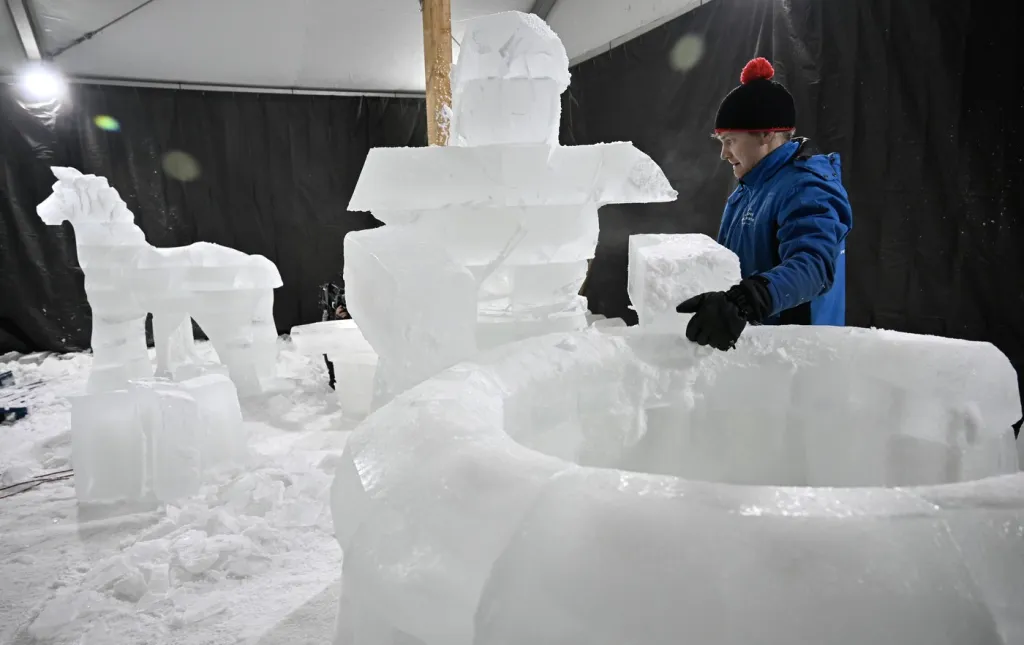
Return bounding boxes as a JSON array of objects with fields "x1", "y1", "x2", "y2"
[{"x1": 0, "y1": 339, "x2": 354, "y2": 645}]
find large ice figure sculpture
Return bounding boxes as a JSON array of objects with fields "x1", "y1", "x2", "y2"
[
  {"x1": 36, "y1": 167, "x2": 268, "y2": 504},
  {"x1": 344, "y1": 11, "x2": 677, "y2": 408},
  {"x1": 36, "y1": 167, "x2": 283, "y2": 397}
]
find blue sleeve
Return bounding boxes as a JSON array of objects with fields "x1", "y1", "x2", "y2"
[{"x1": 761, "y1": 176, "x2": 851, "y2": 316}]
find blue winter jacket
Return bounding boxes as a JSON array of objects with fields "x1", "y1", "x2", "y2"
[{"x1": 718, "y1": 138, "x2": 853, "y2": 326}]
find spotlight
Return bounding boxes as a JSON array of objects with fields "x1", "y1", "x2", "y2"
[{"x1": 17, "y1": 64, "x2": 67, "y2": 102}]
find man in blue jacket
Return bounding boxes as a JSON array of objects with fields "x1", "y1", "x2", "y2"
[{"x1": 676, "y1": 57, "x2": 853, "y2": 350}]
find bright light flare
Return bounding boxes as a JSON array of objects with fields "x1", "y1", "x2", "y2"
[{"x1": 18, "y1": 64, "x2": 67, "y2": 102}]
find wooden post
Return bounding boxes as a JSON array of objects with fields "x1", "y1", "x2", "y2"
[{"x1": 421, "y1": 0, "x2": 452, "y2": 146}]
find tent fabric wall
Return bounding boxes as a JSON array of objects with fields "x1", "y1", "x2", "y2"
[
  {"x1": 0, "y1": 85, "x2": 425, "y2": 353},
  {"x1": 561, "y1": 0, "x2": 1024, "y2": 413}
]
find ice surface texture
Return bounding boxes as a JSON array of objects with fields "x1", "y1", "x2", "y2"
[
  {"x1": 348, "y1": 143, "x2": 677, "y2": 212},
  {"x1": 70, "y1": 374, "x2": 247, "y2": 504},
  {"x1": 332, "y1": 327, "x2": 1024, "y2": 645},
  {"x1": 449, "y1": 11, "x2": 570, "y2": 147},
  {"x1": 345, "y1": 11, "x2": 677, "y2": 409},
  {"x1": 628, "y1": 233, "x2": 743, "y2": 329},
  {"x1": 36, "y1": 167, "x2": 283, "y2": 397}
]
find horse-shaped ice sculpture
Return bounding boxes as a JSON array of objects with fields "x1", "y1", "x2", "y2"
[{"x1": 37, "y1": 167, "x2": 282, "y2": 396}]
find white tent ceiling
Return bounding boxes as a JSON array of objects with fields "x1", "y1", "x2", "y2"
[
  {"x1": 547, "y1": 0, "x2": 705, "y2": 64},
  {"x1": 0, "y1": 0, "x2": 708, "y2": 93}
]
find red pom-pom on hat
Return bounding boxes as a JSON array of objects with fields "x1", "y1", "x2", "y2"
[{"x1": 740, "y1": 57, "x2": 775, "y2": 84}]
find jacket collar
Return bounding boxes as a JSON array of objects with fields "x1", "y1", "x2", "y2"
[{"x1": 739, "y1": 138, "x2": 802, "y2": 188}]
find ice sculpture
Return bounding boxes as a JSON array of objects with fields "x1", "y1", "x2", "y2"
[
  {"x1": 290, "y1": 320, "x2": 378, "y2": 417},
  {"x1": 332, "y1": 216, "x2": 1023, "y2": 644},
  {"x1": 36, "y1": 167, "x2": 274, "y2": 503},
  {"x1": 37, "y1": 167, "x2": 282, "y2": 396},
  {"x1": 343, "y1": 10, "x2": 678, "y2": 408},
  {"x1": 332, "y1": 325, "x2": 1023, "y2": 645}
]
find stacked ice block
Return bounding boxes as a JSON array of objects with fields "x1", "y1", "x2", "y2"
[{"x1": 344, "y1": 11, "x2": 678, "y2": 409}]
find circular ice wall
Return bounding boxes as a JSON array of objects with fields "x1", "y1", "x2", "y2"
[{"x1": 331, "y1": 325, "x2": 1024, "y2": 645}]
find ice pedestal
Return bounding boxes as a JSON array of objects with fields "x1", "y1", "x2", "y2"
[
  {"x1": 70, "y1": 374, "x2": 246, "y2": 505},
  {"x1": 290, "y1": 320, "x2": 379, "y2": 418},
  {"x1": 344, "y1": 12, "x2": 677, "y2": 408},
  {"x1": 331, "y1": 326, "x2": 1023, "y2": 645}
]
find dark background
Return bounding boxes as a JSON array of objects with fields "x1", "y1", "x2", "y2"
[
  {"x1": 2, "y1": 0, "x2": 1022, "y2": 412},
  {"x1": 563, "y1": 0, "x2": 1023, "y2": 412},
  {"x1": 0, "y1": 88, "x2": 425, "y2": 350}
]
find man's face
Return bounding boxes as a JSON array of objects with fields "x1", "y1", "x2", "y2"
[{"x1": 717, "y1": 132, "x2": 772, "y2": 179}]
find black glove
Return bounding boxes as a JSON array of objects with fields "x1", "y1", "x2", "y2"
[{"x1": 675, "y1": 276, "x2": 773, "y2": 350}]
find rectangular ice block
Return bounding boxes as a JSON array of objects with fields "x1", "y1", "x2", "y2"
[{"x1": 628, "y1": 233, "x2": 742, "y2": 330}]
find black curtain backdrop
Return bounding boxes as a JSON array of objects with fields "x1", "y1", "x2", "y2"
[
  {"x1": 561, "y1": 0, "x2": 1024, "y2": 411},
  {"x1": 0, "y1": 85, "x2": 425, "y2": 352}
]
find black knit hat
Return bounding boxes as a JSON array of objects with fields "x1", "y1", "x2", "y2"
[{"x1": 714, "y1": 58, "x2": 795, "y2": 133}]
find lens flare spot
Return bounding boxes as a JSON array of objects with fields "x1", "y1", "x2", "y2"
[
  {"x1": 669, "y1": 34, "x2": 705, "y2": 72},
  {"x1": 93, "y1": 115, "x2": 120, "y2": 131},
  {"x1": 162, "y1": 150, "x2": 201, "y2": 182}
]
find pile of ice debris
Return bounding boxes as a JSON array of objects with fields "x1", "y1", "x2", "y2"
[
  {"x1": 84, "y1": 469, "x2": 328, "y2": 606},
  {"x1": 26, "y1": 460, "x2": 333, "y2": 639},
  {"x1": 0, "y1": 346, "x2": 345, "y2": 644}
]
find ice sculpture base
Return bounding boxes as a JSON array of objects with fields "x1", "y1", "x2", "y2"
[
  {"x1": 331, "y1": 326, "x2": 1023, "y2": 645},
  {"x1": 70, "y1": 373, "x2": 247, "y2": 506}
]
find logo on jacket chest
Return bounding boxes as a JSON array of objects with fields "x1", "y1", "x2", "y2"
[{"x1": 739, "y1": 191, "x2": 775, "y2": 227}]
